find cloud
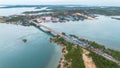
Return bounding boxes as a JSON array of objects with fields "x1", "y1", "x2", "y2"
[{"x1": 0, "y1": 0, "x2": 120, "y2": 6}]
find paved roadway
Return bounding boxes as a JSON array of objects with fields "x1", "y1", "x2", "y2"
[{"x1": 30, "y1": 20, "x2": 120, "y2": 65}]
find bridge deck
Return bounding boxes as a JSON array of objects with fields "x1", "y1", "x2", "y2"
[{"x1": 30, "y1": 20, "x2": 120, "y2": 65}]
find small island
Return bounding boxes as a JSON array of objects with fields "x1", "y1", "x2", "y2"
[{"x1": 22, "y1": 39, "x2": 27, "y2": 43}]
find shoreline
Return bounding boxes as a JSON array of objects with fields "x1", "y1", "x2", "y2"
[
  {"x1": 46, "y1": 43, "x2": 62, "y2": 68},
  {"x1": 50, "y1": 37, "x2": 96, "y2": 68},
  {"x1": 50, "y1": 38, "x2": 71, "y2": 68},
  {"x1": 50, "y1": 37, "x2": 85, "y2": 68},
  {"x1": 50, "y1": 39, "x2": 68, "y2": 68},
  {"x1": 0, "y1": 22, "x2": 120, "y2": 68},
  {"x1": 50, "y1": 34, "x2": 120, "y2": 68}
]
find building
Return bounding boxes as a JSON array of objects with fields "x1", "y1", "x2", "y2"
[
  {"x1": 43, "y1": 16, "x2": 52, "y2": 22},
  {"x1": 51, "y1": 17, "x2": 59, "y2": 22},
  {"x1": 36, "y1": 18, "x2": 44, "y2": 23},
  {"x1": 0, "y1": 16, "x2": 4, "y2": 19}
]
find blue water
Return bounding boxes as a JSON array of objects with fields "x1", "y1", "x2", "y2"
[
  {"x1": 0, "y1": 7, "x2": 50, "y2": 16},
  {"x1": 43, "y1": 16, "x2": 120, "y2": 50},
  {"x1": 0, "y1": 7, "x2": 120, "y2": 68},
  {"x1": 0, "y1": 24, "x2": 62, "y2": 68}
]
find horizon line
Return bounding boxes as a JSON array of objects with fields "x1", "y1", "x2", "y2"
[{"x1": 0, "y1": 4, "x2": 120, "y2": 7}]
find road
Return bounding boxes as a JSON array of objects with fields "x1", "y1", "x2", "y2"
[{"x1": 30, "y1": 20, "x2": 120, "y2": 65}]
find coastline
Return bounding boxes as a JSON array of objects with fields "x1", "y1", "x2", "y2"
[
  {"x1": 50, "y1": 39, "x2": 67, "y2": 68},
  {"x1": 1, "y1": 6, "x2": 120, "y2": 68},
  {"x1": 50, "y1": 34, "x2": 120, "y2": 68},
  {"x1": 1, "y1": 22, "x2": 120, "y2": 68},
  {"x1": 50, "y1": 37, "x2": 96, "y2": 68},
  {"x1": 0, "y1": 23, "x2": 63, "y2": 68},
  {"x1": 50, "y1": 38, "x2": 71, "y2": 68},
  {"x1": 46, "y1": 43, "x2": 62, "y2": 68},
  {"x1": 50, "y1": 37, "x2": 85, "y2": 68}
]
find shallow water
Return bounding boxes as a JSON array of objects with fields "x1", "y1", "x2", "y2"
[{"x1": 0, "y1": 23, "x2": 62, "y2": 68}]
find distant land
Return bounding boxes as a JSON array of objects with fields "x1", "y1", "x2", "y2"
[
  {"x1": 0, "y1": 5, "x2": 120, "y2": 68},
  {"x1": 0, "y1": 5, "x2": 120, "y2": 8}
]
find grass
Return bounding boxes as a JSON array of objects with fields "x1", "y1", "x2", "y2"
[
  {"x1": 89, "y1": 51, "x2": 120, "y2": 68},
  {"x1": 51, "y1": 37, "x2": 85, "y2": 68}
]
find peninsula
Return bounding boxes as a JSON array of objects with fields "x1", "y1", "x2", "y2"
[
  {"x1": 50, "y1": 33, "x2": 120, "y2": 68},
  {"x1": 30, "y1": 20, "x2": 120, "y2": 68}
]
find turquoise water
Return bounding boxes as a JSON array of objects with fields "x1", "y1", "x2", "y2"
[
  {"x1": 43, "y1": 16, "x2": 120, "y2": 50},
  {"x1": 0, "y1": 7, "x2": 62, "y2": 68},
  {"x1": 0, "y1": 24, "x2": 62, "y2": 68},
  {"x1": 0, "y1": 7, "x2": 120, "y2": 68}
]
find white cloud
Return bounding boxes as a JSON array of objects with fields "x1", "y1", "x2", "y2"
[{"x1": 0, "y1": 0, "x2": 120, "y2": 6}]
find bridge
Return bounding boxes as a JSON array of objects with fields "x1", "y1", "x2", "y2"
[
  {"x1": 30, "y1": 20, "x2": 87, "y2": 47},
  {"x1": 30, "y1": 20, "x2": 65, "y2": 37},
  {"x1": 29, "y1": 20, "x2": 120, "y2": 65}
]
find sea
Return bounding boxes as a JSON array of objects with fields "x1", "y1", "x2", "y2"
[{"x1": 0, "y1": 6, "x2": 120, "y2": 68}]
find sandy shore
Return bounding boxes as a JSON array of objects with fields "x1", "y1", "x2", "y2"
[
  {"x1": 82, "y1": 49, "x2": 96, "y2": 68},
  {"x1": 57, "y1": 45, "x2": 71, "y2": 68}
]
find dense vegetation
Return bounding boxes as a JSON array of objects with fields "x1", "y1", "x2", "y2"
[
  {"x1": 5, "y1": 16, "x2": 26, "y2": 22},
  {"x1": 51, "y1": 36, "x2": 120, "y2": 68},
  {"x1": 70, "y1": 34, "x2": 120, "y2": 63},
  {"x1": 1, "y1": 5, "x2": 120, "y2": 25},
  {"x1": 2, "y1": 16, "x2": 32, "y2": 26},
  {"x1": 51, "y1": 33, "x2": 120, "y2": 68},
  {"x1": 87, "y1": 41, "x2": 105, "y2": 49},
  {"x1": 89, "y1": 51, "x2": 120, "y2": 68},
  {"x1": 3, "y1": 4, "x2": 120, "y2": 16},
  {"x1": 87, "y1": 41, "x2": 120, "y2": 61},
  {"x1": 23, "y1": 10, "x2": 53, "y2": 14},
  {"x1": 48, "y1": 6, "x2": 120, "y2": 16},
  {"x1": 36, "y1": 6, "x2": 120, "y2": 16},
  {"x1": 72, "y1": 34, "x2": 120, "y2": 61},
  {"x1": 51, "y1": 37, "x2": 85, "y2": 68},
  {"x1": 104, "y1": 48, "x2": 120, "y2": 61}
]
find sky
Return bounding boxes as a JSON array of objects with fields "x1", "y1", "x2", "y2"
[{"x1": 0, "y1": 0, "x2": 120, "y2": 6}]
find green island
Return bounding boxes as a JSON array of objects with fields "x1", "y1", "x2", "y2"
[{"x1": 50, "y1": 33, "x2": 120, "y2": 68}]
